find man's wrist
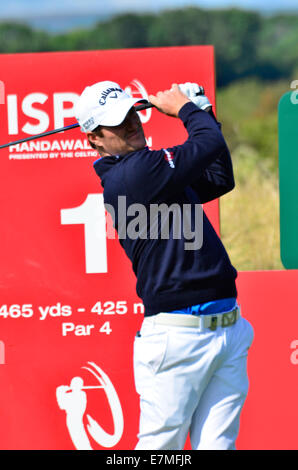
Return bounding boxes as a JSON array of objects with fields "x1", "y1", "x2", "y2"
[
  {"x1": 175, "y1": 98, "x2": 192, "y2": 117},
  {"x1": 178, "y1": 101, "x2": 203, "y2": 120}
]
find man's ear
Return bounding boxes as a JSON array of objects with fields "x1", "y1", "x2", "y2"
[{"x1": 86, "y1": 131, "x2": 102, "y2": 148}]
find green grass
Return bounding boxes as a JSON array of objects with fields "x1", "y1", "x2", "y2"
[
  {"x1": 220, "y1": 148, "x2": 284, "y2": 271},
  {"x1": 216, "y1": 78, "x2": 289, "y2": 271}
]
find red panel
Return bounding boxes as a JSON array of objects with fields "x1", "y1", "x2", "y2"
[
  {"x1": 236, "y1": 270, "x2": 298, "y2": 450},
  {"x1": 0, "y1": 47, "x2": 218, "y2": 450}
]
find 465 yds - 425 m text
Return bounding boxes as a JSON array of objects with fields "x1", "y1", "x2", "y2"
[{"x1": 0, "y1": 300, "x2": 144, "y2": 337}]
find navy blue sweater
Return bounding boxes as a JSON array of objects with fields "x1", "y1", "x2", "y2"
[{"x1": 93, "y1": 102, "x2": 237, "y2": 316}]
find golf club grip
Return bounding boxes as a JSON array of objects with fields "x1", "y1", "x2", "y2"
[{"x1": 135, "y1": 102, "x2": 153, "y2": 111}]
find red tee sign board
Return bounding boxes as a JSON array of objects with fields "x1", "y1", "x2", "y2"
[{"x1": 0, "y1": 47, "x2": 219, "y2": 449}]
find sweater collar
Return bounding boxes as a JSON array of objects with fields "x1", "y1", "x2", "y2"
[{"x1": 93, "y1": 147, "x2": 149, "y2": 179}]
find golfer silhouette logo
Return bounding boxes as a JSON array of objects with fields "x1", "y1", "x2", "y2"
[{"x1": 56, "y1": 362, "x2": 124, "y2": 449}]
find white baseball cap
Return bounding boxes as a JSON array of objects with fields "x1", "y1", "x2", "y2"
[{"x1": 75, "y1": 80, "x2": 147, "y2": 132}]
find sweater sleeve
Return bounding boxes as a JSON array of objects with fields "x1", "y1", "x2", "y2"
[
  {"x1": 124, "y1": 102, "x2": 228, "y2": 204},
  {"x1": 190, "y1": 148, "x2": 235, "y2": 203},
  {"x1": 189, "y1": 108, "x2": 235, "y2": 203}
]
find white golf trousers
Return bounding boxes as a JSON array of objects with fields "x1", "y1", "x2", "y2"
[{"x1": 133, "y1": 314, "x2": 254, "y2": 450}]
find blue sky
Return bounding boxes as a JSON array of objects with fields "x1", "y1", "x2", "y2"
[{"x1": 1, "y1": 0, "x2": 298, "y2": 18}]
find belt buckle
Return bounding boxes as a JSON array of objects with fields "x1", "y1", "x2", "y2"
[
  {"x1": 221, "y1": 308, "x2": 237, "y2": 328},
  {"x1": 209, "y1": 316, "x2": 218, "y2": 331},
  {"x1": 208, "y1": 308, "x2": 238, "y2": 331}
]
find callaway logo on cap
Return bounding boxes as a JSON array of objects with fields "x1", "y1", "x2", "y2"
[
  {"x1": 75, "y1": 80, "x2": 146, "y2": 132},
  {"x1": 99, "y1": 87, "x2": 123, "y2": 105}
]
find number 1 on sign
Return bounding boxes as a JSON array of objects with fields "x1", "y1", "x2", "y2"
[{"x1": 61, "y1": 194, "x2": 107, "y2": 274}]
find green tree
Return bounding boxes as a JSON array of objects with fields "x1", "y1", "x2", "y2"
[
  {"x1": 257, "y1": 14, "x2": 298, "y2": 78},
  {"x1": 147, "y1": 8, "x2": 262, "y2": 85},
  {"x1": 1, "y1": 8, "x2": 298, "y2": 86},
  {"x1": 147, "y1": 8, "x2": 211, "y2": 46},
  {"x1": 208, "y1": 9, "x2": 262, "y2": 85},
  {"x1": 50, "y1": 13, "x2": 156, "y2": 51},
  {"x1": 0, "y1": 22, "x2": 50, "y2": 53},
  {"x1": 95, "y1": 13, "x2": 155, "y2": 49}
]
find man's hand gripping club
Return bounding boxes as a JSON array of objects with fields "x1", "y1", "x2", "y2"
[
  {"x1": 149, "y1": 83, "x2": 212, "y2": 117},
  {"x1": 148, "y1": 84, "x2": 191, "y2": 118}
]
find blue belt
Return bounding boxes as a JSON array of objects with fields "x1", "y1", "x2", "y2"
[{"x1": 169, "y1": 297, "x2": 237, "y2": 315}]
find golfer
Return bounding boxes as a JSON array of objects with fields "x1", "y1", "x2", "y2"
[{"x1": 75, "y1": 81, "x2": 254, "y2": 450}]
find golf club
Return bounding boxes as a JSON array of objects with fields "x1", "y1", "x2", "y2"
[{"x1": 0, "y1": 87, "x2": 205, "y2": 150}]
